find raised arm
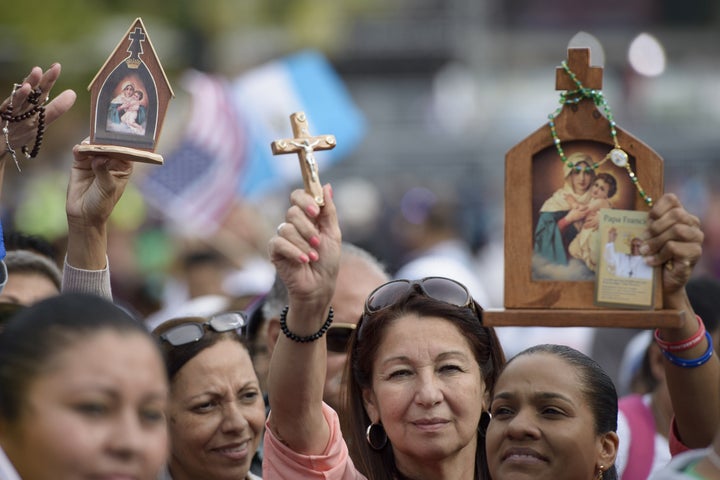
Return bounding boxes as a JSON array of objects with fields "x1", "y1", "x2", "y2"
[
  {"x1": 642, "y1": 193, "x2": 719, "y2": 449},
  {"x1": 62, "y1": 143, "x2": 133, "y2": 298},
  {"x1": 266, "y1": 184, "x2": 341, "y2": 454},
  {"x1": 0, "y1": 64, "x2": 76, "y2": 194}
]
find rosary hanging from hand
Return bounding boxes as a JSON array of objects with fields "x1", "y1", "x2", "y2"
[
  {"x1": 547, "y1": 61, "x2": 653, "y2": 207},
  {"x1": 1, "y1": 83, "x2": 47, "y2": 172}
]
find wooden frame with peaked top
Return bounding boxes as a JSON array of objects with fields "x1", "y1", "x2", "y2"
[
  {"x1": 482, "y1": 48, "x2": 683, "y2": 328},
  {"x1": 78, "y1": 17, "x2": 173, "y2": 165}
]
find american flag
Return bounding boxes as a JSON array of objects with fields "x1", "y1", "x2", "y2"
[
  {"x1": 140, "y1": 70, "x2": 246, "y2": 236},
  {"x1": 140, "y1": 51, "x2": 365, "y2": 236}
]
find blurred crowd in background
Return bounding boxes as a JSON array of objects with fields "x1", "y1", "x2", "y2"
[{"x1": 2, "y1": 0, "x2": 720, "y2": 324}]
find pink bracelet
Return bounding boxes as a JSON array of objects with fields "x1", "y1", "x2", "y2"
[{"x1": 654, "y1": 315, "x2": 706, "y2": 352}]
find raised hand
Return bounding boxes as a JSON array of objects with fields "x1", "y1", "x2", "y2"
[
  {"x1": 646, "y1": 194, "x2": 718, "y2": 451},
  {"x1": 65, "y1": 143, "x2": 133, "y2": 270},
  {"x1": 268, "y1": 184, "x2": 341, "y2": 313},
  {"x1": 640, "y1": 193, "x2": 703, "y2": 298},
  {"x1": 607, "y1": 227, "x2": 617, "y2": 243},
  {"x1": 265, "y1": 184, "x2": 341, "y2": 454},
  {"x1": 1, "y1": 64, "x2": 76, "y2": 160}
]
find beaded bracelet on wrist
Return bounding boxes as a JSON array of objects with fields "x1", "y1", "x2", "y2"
[
  {"x1": 279, "y1": 305, "x2": 334, "y2": 343},
  {"x1": 661, "y1": 331, "x2": 714, "y2": 368},
  {"x1": 654, "y1": 315, "x2": 706, "y2": 352}
]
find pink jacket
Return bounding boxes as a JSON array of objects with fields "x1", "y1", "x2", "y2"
[{"x1": 263, "y1": 402, "x2": 367, "y2": 479}]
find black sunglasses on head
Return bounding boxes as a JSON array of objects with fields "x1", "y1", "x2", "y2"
[
  {"x1": 365, "y1": 277, "x2": 475, "y2": 314},
  {"x1": 359, "y1": 277, "x2": 476, "y2": 339}
]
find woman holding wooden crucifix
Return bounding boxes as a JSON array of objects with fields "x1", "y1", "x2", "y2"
[
  {"x1": 263, "y1": 180, "x2": 711, "y2": 480},
  {"x1": 264, "y1": 183, "x2": 505, "y2": 479}
]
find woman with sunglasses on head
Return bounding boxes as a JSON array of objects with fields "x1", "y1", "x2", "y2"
[
  {"x1": 265, "y1": 185, "x2": 505, "y2": 480},
  {"x1": 152, "y1": 311, "x2": 265, "y2": 480},
  {"x1": 0, "y1": 293, "x2": 168, "y2": 480}
]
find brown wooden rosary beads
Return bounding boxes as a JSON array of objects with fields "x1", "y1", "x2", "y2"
[{"x1": 1, "y1": 84, "x2": 47, "y2": 171}]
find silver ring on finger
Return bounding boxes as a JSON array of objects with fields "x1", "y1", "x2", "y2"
[{"x1": 276, "y1": 222, "x2": 288, "y2": 235}]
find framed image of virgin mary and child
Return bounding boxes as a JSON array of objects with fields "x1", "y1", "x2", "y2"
[
  {"x1": 487, "y1": 47, "x2": 677, "y2": 326},
  {"x1": 84, "y1": 18, "x2": 173, "y2": 164},
  {"x1": 502, "y1": 121, "x2": 664, "y2": 312},
  {"x1": 95, "y1": 72, "x2": 156, "y2": 149},
  {"x1": 531, "y1": 141, "x2": 637, "y2": 282}
]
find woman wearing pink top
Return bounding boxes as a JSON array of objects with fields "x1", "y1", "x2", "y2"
[
  {"x1": 265, "y1": 185, "x2": 714, "y2": 480},
  {"x1": 265, "y1": 184, "x2": 505, "y2": 479}
]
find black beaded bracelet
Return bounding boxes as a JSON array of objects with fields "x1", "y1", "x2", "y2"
[{"x1": 279, "y1": 305, "x2": 334, "y2": 343}]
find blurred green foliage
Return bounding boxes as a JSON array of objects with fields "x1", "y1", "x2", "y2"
[
  {"x1": 0, "y1": 0, "x2": 387, "y2": 136},
  {"x1": 1, "y1": 0, "x2": 385, "y2": 76},
  {"x1": 0, "y1": 0, "x2": 386, "y2": 159}
]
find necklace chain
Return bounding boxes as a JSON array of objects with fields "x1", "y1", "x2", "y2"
[{"x1": 548, "y1": 61, "x2": 653, "y2": 207}]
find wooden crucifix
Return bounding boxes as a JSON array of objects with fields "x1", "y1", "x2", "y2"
[
  {"x1": 271, "y1": 112, "x2": 336, "y2": 206},
  {"x1": 482, "y1": 47, "x2": 681, "y2": 328},
  {"x1": 555, "y1": 48, "x2": 603, "y2": 91}
]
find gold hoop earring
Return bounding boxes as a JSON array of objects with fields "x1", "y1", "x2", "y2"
[{"x1": 596, "y1": 466, "x2": 604, "y2": 480}]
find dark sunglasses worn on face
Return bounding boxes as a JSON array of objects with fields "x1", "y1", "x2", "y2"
[
  {"x1": 359, "y1": 277, "x2": 476, "y2": 339},
  {"x1": 326, "y1": 322, "x2": 356, "y2": 353},
  {"x1": 159, "y1": 311, "x2": 248, "y2": 347}
]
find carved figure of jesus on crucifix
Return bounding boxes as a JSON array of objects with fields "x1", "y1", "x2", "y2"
[{"x1": 271, "y1": 112, "x2": 336, "y2": 205}]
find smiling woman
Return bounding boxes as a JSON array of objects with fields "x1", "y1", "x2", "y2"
[
  {"x1": 0, "y1": 293, "x2": 169, "y2": 480},
  {"x1": 152, "y1": 312, "x2": 265, "y2": 480},
  {"x1": 487, "y1": 344, "x2": 619, "y2": 480}
]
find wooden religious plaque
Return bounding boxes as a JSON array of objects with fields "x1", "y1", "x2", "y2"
[
  {"x1": 78, "y1": 17, "x2": 174, "y2": 164},
  {"x1": 271, "y1": 112, "x2": 336, "y2": 206},
  {"x1": 483, "y1": 48, "x2": 683, "y2": 328}
]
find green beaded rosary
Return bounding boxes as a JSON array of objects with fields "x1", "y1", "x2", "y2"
[{"x1": 548, "y1": 60, "x2": 653, "y2": 206}]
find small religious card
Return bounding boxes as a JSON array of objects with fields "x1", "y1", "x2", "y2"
[
  {"x1": 595, "y1": 209, "x2": 656, "y2": 309},
  {"x1": 79, "y1": 18, "x2": 173, "y2": 164}
]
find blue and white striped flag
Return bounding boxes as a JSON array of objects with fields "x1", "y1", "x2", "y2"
[
  {"x1": 140, "y1": 50, "x2": 365, "y2": 236},
  {"x1": 231, "y1": 49, "x2": 365, "y2": 199}
]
